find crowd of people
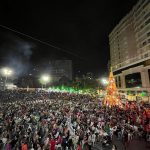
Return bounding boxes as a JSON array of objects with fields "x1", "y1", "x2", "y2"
[{"x1": 0, "y1": 89, "x2": 150, "y2": 150}]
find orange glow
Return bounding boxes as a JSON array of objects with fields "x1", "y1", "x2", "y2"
[{"x1": 103, "y1": 70, "x2": 122, "y2": 107}]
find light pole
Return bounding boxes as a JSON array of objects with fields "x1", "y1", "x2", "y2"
[
  {"x1": 1, "y1": 68, "x2": 13, "y2": 90},
  {"x1": 40, "y1": 74, "x2": 51, "y2": 89},
  {"x1": 101, "y1": 78, "x2": 109, "y2": 89}
]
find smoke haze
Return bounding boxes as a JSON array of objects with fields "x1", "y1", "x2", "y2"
[{"x1": 0, "y1": 34, "x2": 35, "y2": 77}]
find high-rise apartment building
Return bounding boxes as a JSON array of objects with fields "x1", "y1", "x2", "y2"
[{"x1": 109, "y1": 0, "x2": 150, "y2": 101}]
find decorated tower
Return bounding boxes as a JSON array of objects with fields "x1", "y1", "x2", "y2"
[{"x1": 103, "y1": 68, "x2": 122, "y2": 107}]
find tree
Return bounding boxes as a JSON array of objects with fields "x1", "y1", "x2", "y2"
[{"x1": 103, "y1": 69, "x2": 122, "y2": 107}]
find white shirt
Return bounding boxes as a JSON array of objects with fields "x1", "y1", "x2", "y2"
[{"x1": 2, "y1": 138, "x2": 7, "y2": 144}]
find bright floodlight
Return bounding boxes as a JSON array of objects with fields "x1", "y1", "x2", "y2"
[
  {"x1": 2, "y1": 68, "x2": 13, "y2": 77},
  {"x1": 41, "y1": 74, "x2": 50, "y2": 84},
  {"x1": 101, "y1": 78, "x2": 109, "y2": 86}
]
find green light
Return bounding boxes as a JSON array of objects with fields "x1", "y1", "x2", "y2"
[
  {"x1": 141, "y1": 91, "x2": 147, "y2": 97},
  {"x1": 48, "y1": 85, "x2": 98, "y2": 95}
]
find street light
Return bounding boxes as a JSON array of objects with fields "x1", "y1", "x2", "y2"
[
  {"x1": 1, "y1": 67, "x2": 13, "y2": 90},
  {"x1": 40, "y1": 74, "x2": 51, "y2": 89},
  {"x1": 101, "y1": 78, "x2": 109, "y2": 86}
]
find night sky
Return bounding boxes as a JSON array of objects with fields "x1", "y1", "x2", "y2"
[{"x1": 0, "y1": 0, "x2": 138, "y2": 77}]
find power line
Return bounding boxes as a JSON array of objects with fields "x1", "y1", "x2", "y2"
[{"x1": 0, "y1": 24, "x2": 86, "y2": 60}]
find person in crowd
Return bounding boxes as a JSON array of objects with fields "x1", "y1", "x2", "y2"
[
  {"x1": 0, "y1": 89, "x2": 149, "y2": 150},
  {"x1": 112, "y1": 144, "x2": 117, "y2": 150},
  {"x1": 76, "y1": 141, "x2": 82, "y2": 150}
]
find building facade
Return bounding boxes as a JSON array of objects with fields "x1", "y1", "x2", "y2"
[
  {"x1": 109, "y1": 0, "x2": 150, "y2": 101},
  {"x1": 32, "y1": 60, "x2": 72, "y2": 82},
  {"x1": 48, "y1": 60, "x2": 72, "y2": 82}
]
